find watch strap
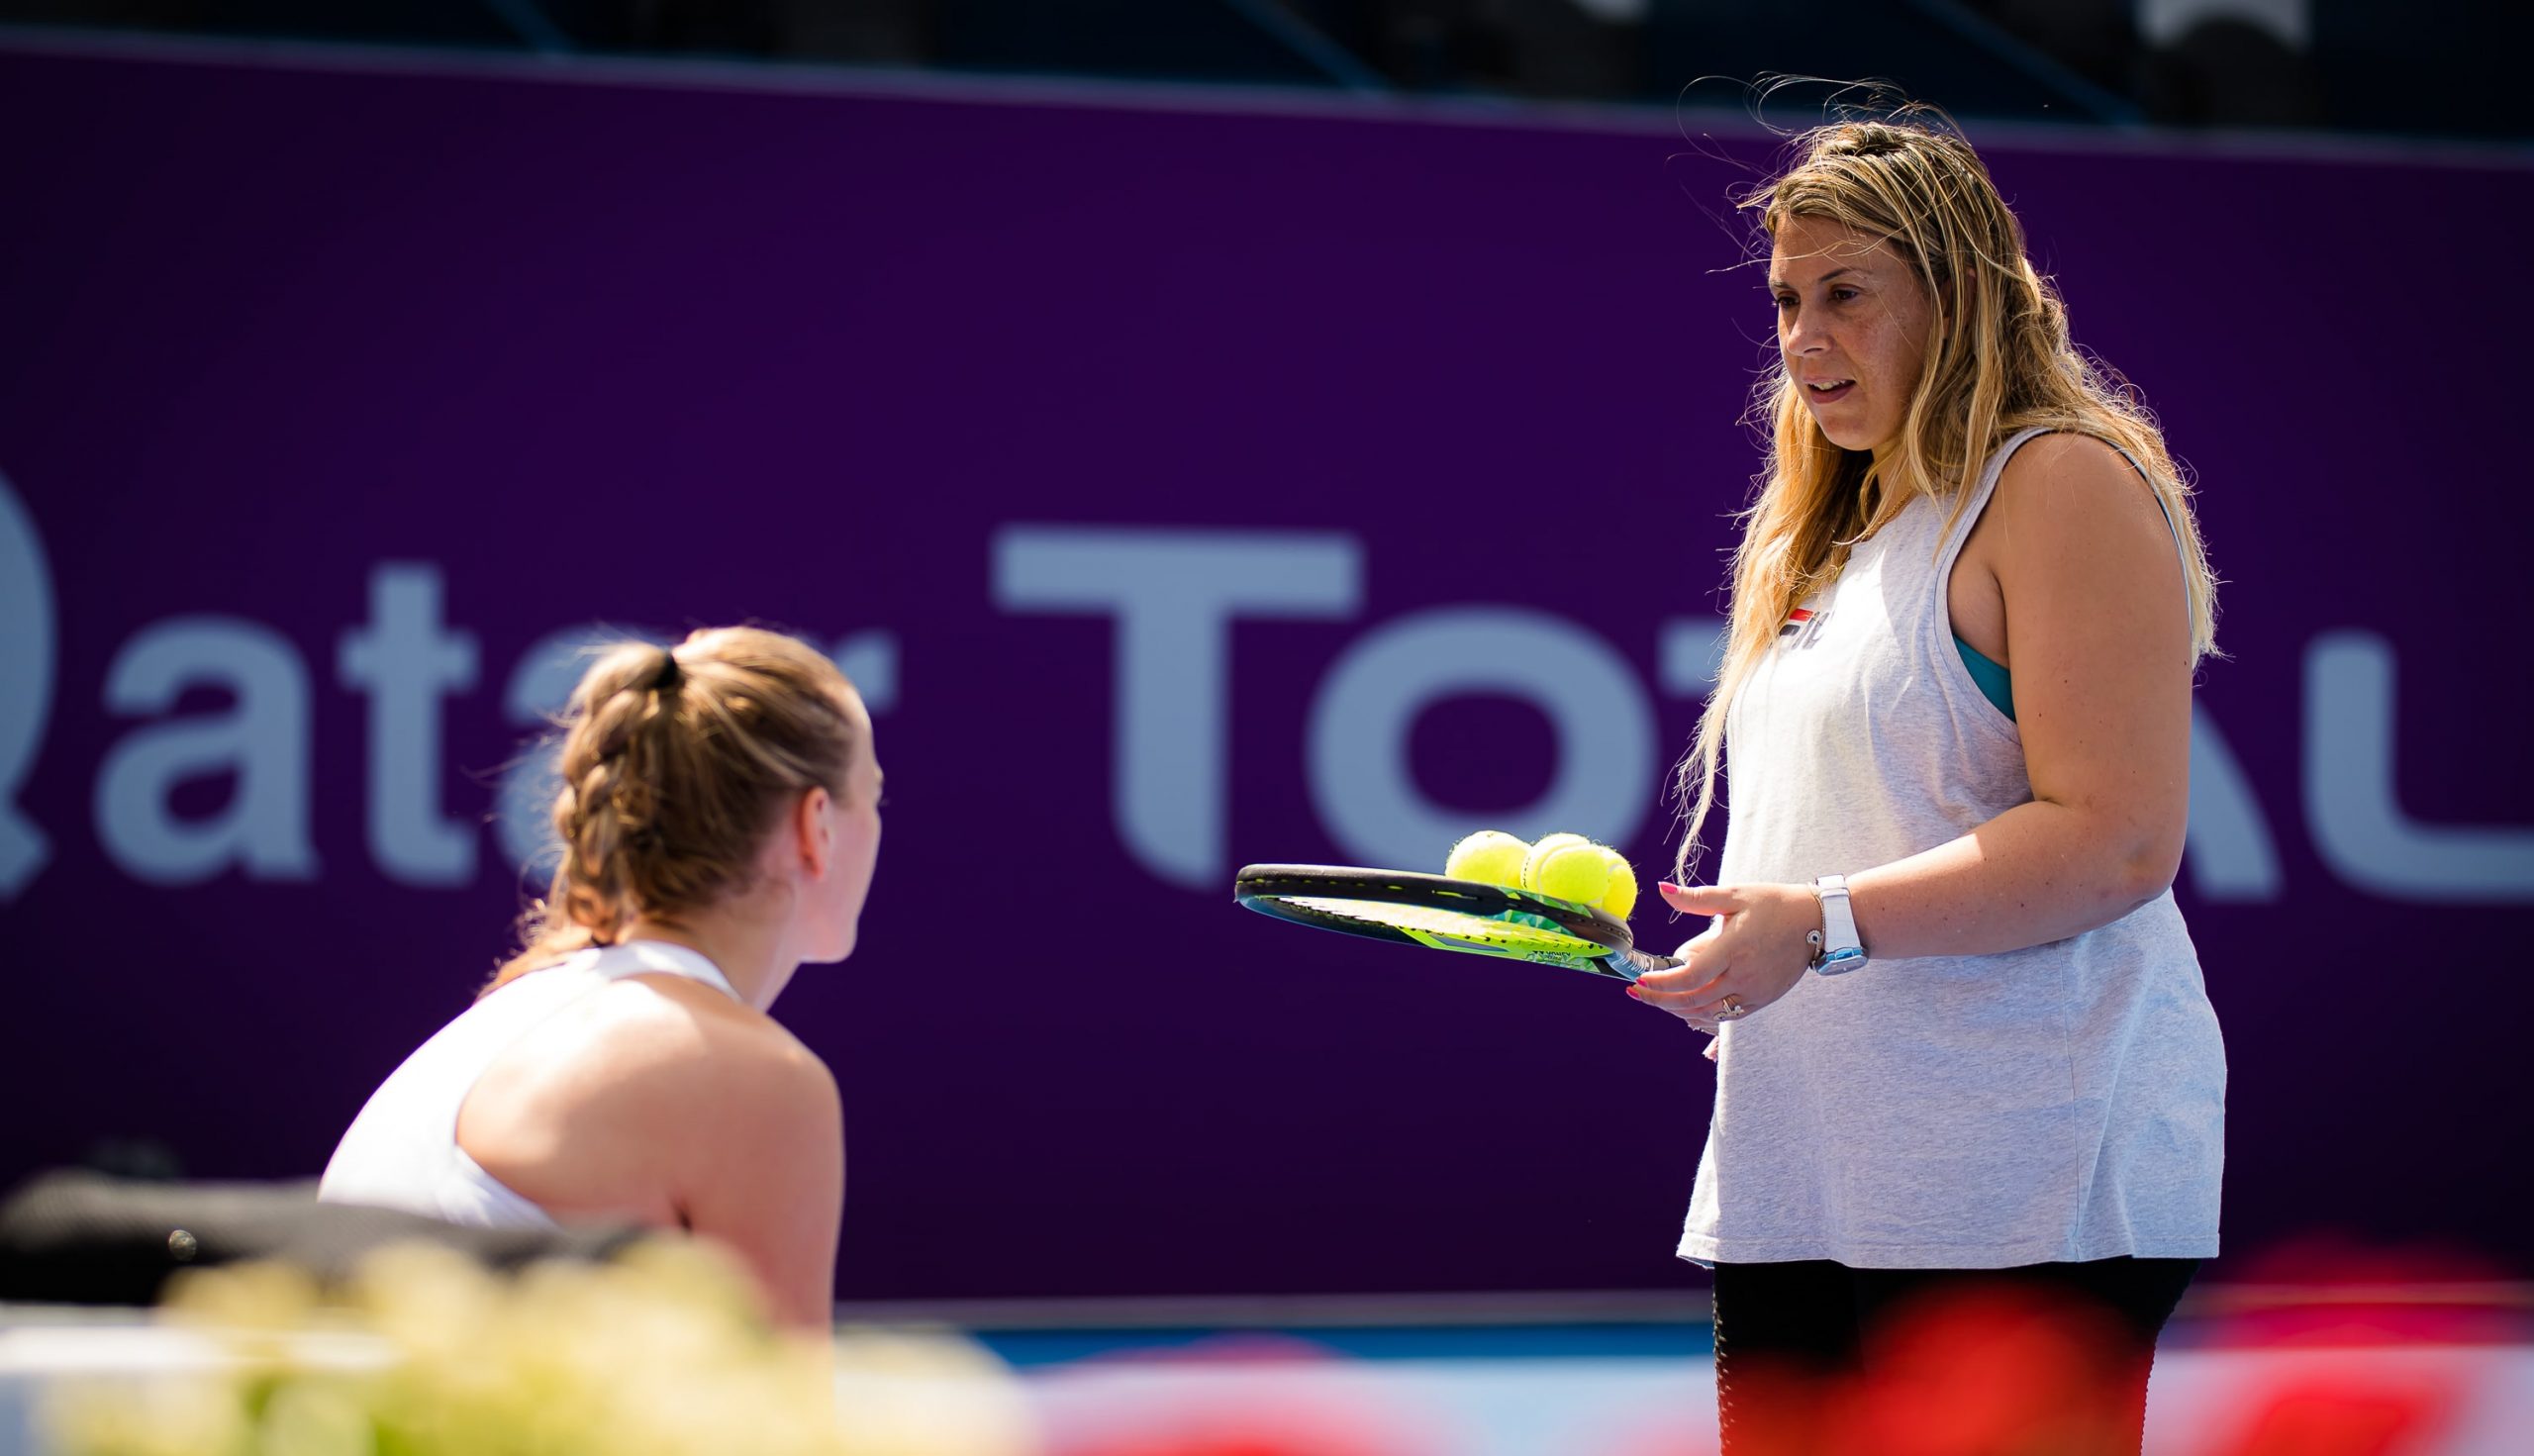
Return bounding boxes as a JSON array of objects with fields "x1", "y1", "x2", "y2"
[{"x1": 1809, "y1": 874, "x2": 1868, "y2": 974}]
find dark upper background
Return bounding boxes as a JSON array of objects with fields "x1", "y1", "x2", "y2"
[
  {"x1": 1, "y1": 4, "x2": 2527, "y2": 1306},
  {"x1": 0, "y1": 0, "x2": 2525, "y2": 142}
]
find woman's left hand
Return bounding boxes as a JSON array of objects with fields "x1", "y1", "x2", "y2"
[{"x1": 1629, "y1": 882, "x2": 1820, "y2": 1024}]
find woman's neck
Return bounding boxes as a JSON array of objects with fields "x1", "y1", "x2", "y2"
[{"x1": 618, "y1": 911, "x2": 796, "y2": 1013}]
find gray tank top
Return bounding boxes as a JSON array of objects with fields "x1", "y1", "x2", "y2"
[{"x1": 1678, "y1": 426, "x2": 2226, "y2": 1269}]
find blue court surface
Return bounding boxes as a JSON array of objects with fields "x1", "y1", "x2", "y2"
[
  {"x1": 867, "y1": 1291, "x2": 2534, "y2": 1454},
  {"x1": 9, "y1": 1289, "x2": 2534, "y2": 1453}
]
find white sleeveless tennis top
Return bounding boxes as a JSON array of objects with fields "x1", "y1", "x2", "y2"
[
  {"x1": 1679, "y1": 427, "x2": 2226, "y2": 1269},
  {"x1": 319, "y1": 940, "x2": 739, "y2": 1228}
]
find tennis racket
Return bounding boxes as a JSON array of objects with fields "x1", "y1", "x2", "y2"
[{"x1": 1232, "y1": 863, "x2": 1683, "y2": 983}]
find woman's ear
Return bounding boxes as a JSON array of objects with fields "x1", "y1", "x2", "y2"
[{"x1": 795, "y1": 787, "x2": 832, "y2": 879}]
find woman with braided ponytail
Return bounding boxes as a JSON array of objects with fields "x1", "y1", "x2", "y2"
[
  {"x1": 1627, "y1": 115, "x2": 2225, "y2": 1450},
  {"x1": 323, "y1": 628, "x2": 880, "y2": 1330}
]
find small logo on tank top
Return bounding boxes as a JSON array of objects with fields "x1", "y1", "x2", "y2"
[{"x1": 1781, "y1": 599, "x2": 1830, "y2": 648}]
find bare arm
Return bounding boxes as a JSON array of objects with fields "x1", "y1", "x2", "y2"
[
  {"x1": 676, "y1": 1034, "x2": 844, "y2": 1333},
  {"x1": 1635, "y1": 434, "x2": 2193, "y2": 1020},
  {"x1": 454, "y1": 978, "x2": 845, "y2": 1328},
  {"x1": 1843, "y1": 434, "x2": 2193, "y2": 953}
]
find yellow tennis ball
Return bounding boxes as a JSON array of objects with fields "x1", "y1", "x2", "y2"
[
  {"x1": 1519, "y1": 832, "x2": 1592, "y2": 893},
  {"x1": 1529, "y1": 839, "x2": 1613, "y2": 909},
  {"x1": 1593, "y1": 844, "x2": 1638, "y2": 920},
  {"x1": 1445, "y1": 829, "x2": 1530, "y2": 886}
]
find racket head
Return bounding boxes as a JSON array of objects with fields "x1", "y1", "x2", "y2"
[{"x1": 1233, "y1": 863, "x2": 1644, "y2": 981}]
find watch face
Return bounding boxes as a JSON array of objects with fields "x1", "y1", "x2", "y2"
[{"x1": 1812, "y1": 947, "x2": 1869, "y2": 976}]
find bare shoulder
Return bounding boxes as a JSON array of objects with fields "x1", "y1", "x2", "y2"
[
  {"x1": 570, "y1": 977, "x2": 840, "y2": 1215},
  {"x1": 469, "y1": 975, "x2": 833, "y2": 1145},
  {"x1": 607, "y1": 976, "x2": 837, "y2": 1117},
  {"x1": 1990, "y1": 432, "x2": 2167, "y2": 544},
  {"x1": 1972, "y1": 435, "x2": 2177, "y2": 625},
  {"x1": 455, "y1": 972, "x2": 839, "y2": 1245}
]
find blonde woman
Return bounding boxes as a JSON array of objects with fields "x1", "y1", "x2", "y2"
[
  {"x1": 1630, "y1": 118, "x2": 2224, "y2": 1450},
  {"x1": 322, "y1": 628, "x2": 879, "y2": 1331}
]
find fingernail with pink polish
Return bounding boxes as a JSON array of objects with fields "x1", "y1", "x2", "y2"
[{"x1": 1626, "y1": 985, "x2": 1642, "y2": 999}]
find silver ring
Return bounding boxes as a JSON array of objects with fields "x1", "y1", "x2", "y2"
[{"x1": 1719, "y1": 994, "x2": 1746, "y2": 1019}]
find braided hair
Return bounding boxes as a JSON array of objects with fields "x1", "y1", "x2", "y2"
[{"x1": 491, "y1": 627, "x2": 863, "y2": 990}]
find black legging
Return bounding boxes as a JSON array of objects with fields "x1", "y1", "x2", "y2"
[{"x1": 1711, "y1": 1257, "x2": 2197, "y2": 1456}]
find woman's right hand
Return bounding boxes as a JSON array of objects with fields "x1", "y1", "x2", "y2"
[{"x1": 1631, "y1": 922, "x2": 1723, "y2": 1034}]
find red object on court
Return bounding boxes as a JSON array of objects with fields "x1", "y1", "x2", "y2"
[{"x1": 2196, "y1": 1371, "x2": 2465, "y2": 1456}]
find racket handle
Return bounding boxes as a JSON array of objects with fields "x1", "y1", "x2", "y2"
[
  {"x1": 1601, "y1": 947, "x2": 1717, "y2": 1060},
  {"x1": 1603, "y1": 946, "x2": 1682, "y2": 982}
]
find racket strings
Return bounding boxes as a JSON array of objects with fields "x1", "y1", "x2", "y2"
[{"x1": 1277, "y1": 896, "x2": 1607, "y2": 954}]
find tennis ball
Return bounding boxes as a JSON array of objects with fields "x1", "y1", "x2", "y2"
[
  {"x1": 1526, "y1": 837, "x2": 1612, "y2": 909},
  {"x1": 1445, "y1": 829, "x2": 1530, "y2": 886},
  {"x1": 1593, "y1": 844, "x2": 1639, "y2": 920},
  {"x1": 1519, "y1": 832, "x2": 1592, "y2": 894}
]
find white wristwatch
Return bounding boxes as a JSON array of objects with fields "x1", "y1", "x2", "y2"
[{"x1": 1806, "y1": 874, "x2": 1869, "y2": 975}]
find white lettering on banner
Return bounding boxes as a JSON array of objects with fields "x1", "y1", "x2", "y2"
[
  {"x1": 2306, "y1": 631, "x2": 2534, "y2": 902},
  {"x1": 0, "y1": 470, "x2": 53, "y2": 899},
  {"x1": 1658, "y1": 616, "x2": 1732, "y2": 694},
  {"x1": 493, "y1": 626, "x2": 656, "y2": 875},
  {"x1": 833, "y1": 631, "x2": 898, "y2": 714},
  {"x1": 493, "y1": 626, "x2": 903, "y2": 874},
  {"x1": 1311, "y1": 607, "x2": 1656, "y2": 868},
  {"x1": 94, "y1": 619, "x2": 319, "y2": 885},
  {"x1": 994, "y1": 527, "x2": 1362, "y2": 889},
  {"x1": 0, "y1": 479, "x2": 2518, "y2": 905},
  {"x1": 2185, "y1": 704, "x2": 2283, "y2": 902},
  {"x1": 340, "y1": 565, "x2": 480, "y2": 887}
]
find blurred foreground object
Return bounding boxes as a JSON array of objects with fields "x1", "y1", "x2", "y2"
[
  {"x1": 2169, "y1": 1238, "x2": 2534, "y2": 1456},
  {"x1": 29, "y1": 1238, "x2": 1032, "y2": 1456},
  {"x1": 13, "y1": 1273, "x2": 2534, "y2": 1455},
  {"x1": 0, "y1": 1171, "x2": 638, "y2": 1306}
]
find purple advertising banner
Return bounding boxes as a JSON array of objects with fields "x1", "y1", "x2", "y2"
[{"x1": 2, "y1": 36, "x2": 2530, "y2": 1303}]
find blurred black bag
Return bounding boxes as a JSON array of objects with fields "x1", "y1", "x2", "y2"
[{"x1": 0, "y1": 1169, "x2": 642, "y2": 1306}]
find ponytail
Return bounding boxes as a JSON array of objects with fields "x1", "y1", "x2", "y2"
[{"x1": 491, "y1": 630, "x2": 862, "y2": 991}]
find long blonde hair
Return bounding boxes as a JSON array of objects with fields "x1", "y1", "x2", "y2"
[
  {"x1": 1673, "y1": 115, "x2": 2220, "y2": 882},
  {"x1": 490, "y1": 626, "x2": 864, "y2": 991}
]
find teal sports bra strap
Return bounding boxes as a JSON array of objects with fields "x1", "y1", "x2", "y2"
[{"x1": 1952, "y1": 438, "x2": 2188, "y2": 725}]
